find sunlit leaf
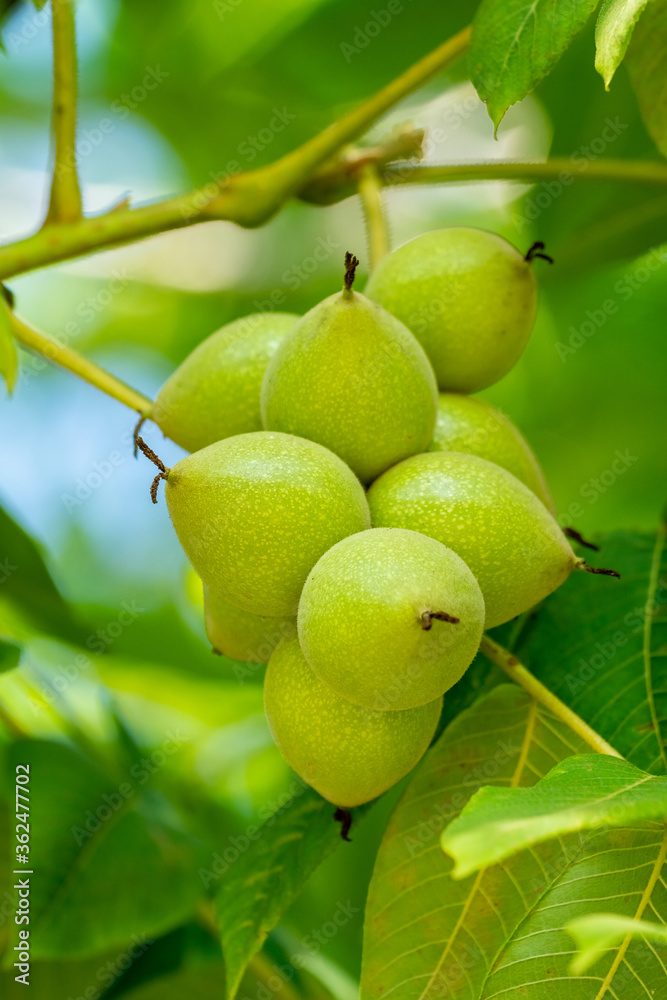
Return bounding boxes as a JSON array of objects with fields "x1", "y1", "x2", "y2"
[
  {"x1": 626, "y1": 0, "x2": 667, "y2": 155},
  {"x1": 442, "y1": 753, "x2": 667, "y2": 877},
  {"x1": 566, "y1": 911, "x2": 667, "y2": 972},
  {"x1": 470, "y1": 0, "x2": 600, "y2": 131},
  {"x1": 595, "y1": 0, "x2": 656, "y2": 88},
  {"x1": 361, "y1": 684, "x2": 667, "y2": 999}
]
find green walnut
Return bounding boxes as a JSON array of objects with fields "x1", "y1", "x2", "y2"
[
  {"x1": 204, "y1": 586, "x2": 295, "y2": 662},
  {"x1": 264, "y1": 635, "x2": 442, "y2": 806},
  {"x1": 261, "y1": 254, "x2": 437, "y2": 483},
  {"x1": 298, "y1": 528, "x2": 484, "y2": 710},
  {"x1": 365, "y1": 228, "x2": 542, "y2": 393},
  {"x1": 428, "y1": 393, "x2": 554, "y2": 511},
  {"x1": 155, "y1": 312, "x2": 298, "y2": 452},
  {"x1": 165, "y1": 431, "x2": 370, "y2": 617},
  {"x1": 367, "y1": 451, "x2": 614, "y2": 628}
]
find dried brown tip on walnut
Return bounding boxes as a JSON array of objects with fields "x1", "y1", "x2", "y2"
[
  {"x1": 133, "y1": 414, "x2": 147, "y2": 458},
  {"x1": 344, "y1": 252, "x2": 360, "y2": 292},
  {"x1": 563, "y1": 526, "x2": 600, "y2": 552},
  {"x1": 578, "y1": 560, "x2": 620, "y2": 579},
  {"x1": 334, "y1": 807, "x2": 353, "y2": 841},
  {"x1": 525, "y1": 241, "x2": 554, "y2": 264},
  {"x1": 136, "y1": 435, "x2": 170, "y2": 504},
  {"x1": 420, "y1": 610, "x2": 460, "y2": 631}
]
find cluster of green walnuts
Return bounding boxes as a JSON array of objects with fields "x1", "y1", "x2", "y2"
[{"x1": 145, "y1": 227, "x2": 614, "y2": 812}]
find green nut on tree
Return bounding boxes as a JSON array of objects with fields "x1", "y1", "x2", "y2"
[
  {"x1": 298, "y1": 528, "x2": 484, "y2": 710},
  {"x1": 365, "y1": 228, "x2": 546, "y2": 393},
  {"x1": 204, "y1": 585, "x2": 295, "y2": 662},
  {"x1": 367, "y1": 451, "x2": 616, "y2": 629},
  {"x1": 264, "y1": 635, "x2": 442, "y2": 807},
  {"x1": 156, "y1": 312, "x2": 299, "y2": 453},
  {"x1": 164, "y1": 431, "x2": 370, "y2": 618},
  {"x1": 428, "y1": 393, "x2": 554, "y2": 512},
  {"x1": 261, "y1": 254, "x2": 437, "y2": 484}
]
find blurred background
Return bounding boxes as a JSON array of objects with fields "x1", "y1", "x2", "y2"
[{"x1": 0, "y1": 0, "x2": 665, "y2": 995}]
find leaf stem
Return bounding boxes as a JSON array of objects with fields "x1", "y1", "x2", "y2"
[
  {"x1": 45, "y1": 0, "x2": 82, "y2": 224},
  {"x1": 380, "y1": 157, "x2": 667, "y2": 189},
  {"x1": 480, "y1": 635, "x2": 623, "y2": 758},
  {"x1": 12, "y1": 314, "x2": 153, "y2": 416},
  {"x1": 358, "y1": 163, "x2": 390, "y2": 270}
]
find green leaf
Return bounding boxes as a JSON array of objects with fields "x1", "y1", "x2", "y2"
[
  {"x1": 595, "y1": 0, "x2": 655, "y2": 88},
  {"x1": 114, "y1": 951, "x2": 339, "y2": 1000},
  {"x1": 512, "y1": 527, "x2": 667, "y2": 774},
  {"x1": 442, "y1": 753, "x2": 667, "y2": 877},
  {"x1": 0, "y1": 0, "x2": 23, "y2": 53},
  {"x1": 626, "y1": 0, "x2": 667, "y2": 154},
  {"x1": 215, "y1": 784, "x2": 368, "y2": 1000},
  {"x1": 470, "y1": 0, "x2": 600, "y2": 131},
  {"x1": 0, "y1": 638, "x2": 20, "y2": 673},
  {"x1": 5, "y1": 739, "x2": 206, "y2": 958},
  {"x1": 362, "y1": 684, "x2": 592, "y2": 1000},
  {"x1": 0, "y1": 295, "x2": 17, "y2": 394},
  {"x1": 567, "y1": 912, "x2": 667, "y2": 972},
  {"x1": 109, "y1": 962, "x2": 228, "y2": 1000},
  {"x1": 362, "y1": 684, "x2": 667, "y2": 999},
  {"x1": 0, "y1": 502, "x2": 83, "y2": 644}
]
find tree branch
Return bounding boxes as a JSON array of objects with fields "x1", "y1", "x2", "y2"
[
  {"x1": 45, "y1": 0, "x2": 82, "y2": 224},
  {"x1": 381, "y1": 158, "x2": 667, "y2": 189},
  {"x1": 480, "y1": 635, "x2": 623, "y2": 758},
  {"x1": 0, "y1": 26, "x2": 470, "y2": 279},
  {"x1": 358, "y1": 163, "x2": 390, "y2": 271},
  {"x1": 299, "y1": 156, "x2": 667, "y2": 205},
  {"x1": 12, "y1": 314, "x2": 153, "y2": 415}
]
